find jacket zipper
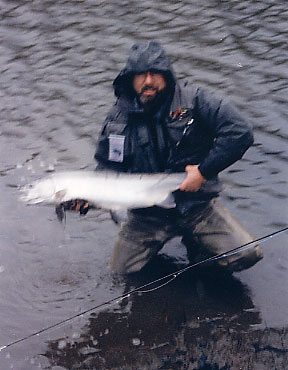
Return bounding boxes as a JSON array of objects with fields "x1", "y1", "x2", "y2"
[{"x1": 175, "y1": 117, "x2": 194, "y2": 149}]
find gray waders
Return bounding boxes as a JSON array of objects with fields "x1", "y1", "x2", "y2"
[{"x1": 110, "y1": 199, "x2": 263, "y2": 274}]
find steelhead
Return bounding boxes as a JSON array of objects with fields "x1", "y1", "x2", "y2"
[{"x1": 20, "y1": 171, "x2": 186, "y2": 211}]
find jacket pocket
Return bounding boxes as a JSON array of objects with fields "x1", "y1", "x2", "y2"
[{"x1": 96, "y1": 121, "x2": 129, "y2": 164}]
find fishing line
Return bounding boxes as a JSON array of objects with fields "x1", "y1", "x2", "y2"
[
  {"x1": 136, "y1": 274, "x2": 178, "y2": 293},
  {"x1": 0, "y1": 226, "x2": 287, "y2": 352}
]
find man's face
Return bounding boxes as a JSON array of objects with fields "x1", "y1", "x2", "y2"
[{"x1": 133, "y1": 72, "x2": 166, "y2": 105}]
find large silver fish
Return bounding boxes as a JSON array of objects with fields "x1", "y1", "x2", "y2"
[{"x1": 20, "y1": 171, "x2": 186, "y2": 211}]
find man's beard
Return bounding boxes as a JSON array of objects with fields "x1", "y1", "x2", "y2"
[
  {"x1": 138, "y1": 85, "x2": 168, "y2": 111},
  {"x1": 139, "y1": 85, "x2": 158, "y2": 105}
]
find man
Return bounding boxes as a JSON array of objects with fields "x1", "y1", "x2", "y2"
[{"x1": 94, "y1": 40, "x2": 263, "y2": 274}]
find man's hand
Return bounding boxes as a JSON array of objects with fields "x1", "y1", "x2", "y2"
[
  {"x1": 180, "y1": 165, "x2": 206, "y2": 192},
  {"x1": 55, "y1": 199, "x2": 91, "y2": 222},
  {"x1": 61, "y1": 199, "x2": 90, "y2": 215}
]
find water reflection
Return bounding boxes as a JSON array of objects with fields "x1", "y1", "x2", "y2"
[{"x1": 45, "y1": 258, "x2": 263, "y2": 369}]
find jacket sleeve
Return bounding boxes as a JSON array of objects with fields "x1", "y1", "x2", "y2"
[{"x1": 195, "y1": 88, "x2": 254, "y2": 179}]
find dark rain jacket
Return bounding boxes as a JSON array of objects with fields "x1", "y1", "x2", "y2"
[{"x1": 94, "y1": 41, "x2": 254, "y2": 214}]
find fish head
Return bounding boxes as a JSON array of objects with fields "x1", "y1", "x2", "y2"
[{"x1": 20, "y1": 177, "x2": 62, "y2": 204}]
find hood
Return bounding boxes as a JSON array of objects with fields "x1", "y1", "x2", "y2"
[{"x1": 113, "y1": 41, "x2": 176, "y2": 98}]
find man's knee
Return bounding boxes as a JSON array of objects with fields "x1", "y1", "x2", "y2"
[
  {"x1": 218, "y1": 244, "x2": 263, "y2": 272},
  {"x1": 110, "y1": 231, "x2": 166, "y2": 274},
  {"x1": 110, "y1": 241, "x2": 151, "y2": 274},
  {"x1": 192, "y1": 200, "x2": 264, "y2": 272},
  {"x1": 110, "y1": 210, "x2": 175, "y2": 274}
]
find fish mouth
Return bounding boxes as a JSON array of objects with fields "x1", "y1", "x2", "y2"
[{"x1": 19, "y1": 186, "x2": 43, "y2": 204}]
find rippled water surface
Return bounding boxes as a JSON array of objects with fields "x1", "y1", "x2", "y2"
[{"x1": 0, "y1": 0, "x2": 287, "y2": 369}]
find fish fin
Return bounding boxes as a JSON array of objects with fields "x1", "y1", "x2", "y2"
[
  {"x1": 158, "y1": 193, "x2": 176, "y2": 208},
  {"x1": 55, "y1": 189, "x2": 67, "y2": 202},
  {"x1": 55, "y1": 204, "x2": 66, "y2": 222}
]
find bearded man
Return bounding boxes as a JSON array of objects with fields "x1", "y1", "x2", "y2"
[{"x1": 94, "y1": 41, "x2": 263, "y2": 274}]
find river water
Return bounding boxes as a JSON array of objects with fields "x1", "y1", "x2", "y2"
[{"x1": 0, "y1": 0, "x2": 287, "y2": 369}]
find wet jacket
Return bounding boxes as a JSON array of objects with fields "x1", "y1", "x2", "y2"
[{"x1": 95, "y1": 41, "x2": 254, "y2": 214}]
